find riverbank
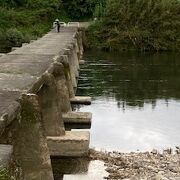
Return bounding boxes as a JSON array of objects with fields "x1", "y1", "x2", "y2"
[
  {"x1": 85, "y1": 0, "x2": 180, "y2": 51},
  {"x1": 77, "y1": 50, "x2": 180, "y2": 180},
  {"x1": 90, "y1": 148, "x2": 180, "y2": 180}
]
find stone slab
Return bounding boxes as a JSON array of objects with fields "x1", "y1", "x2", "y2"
[
  {"x1": 9, "y1": 31, "x2": 75, "y2": 56},
  {"x1": 79, "y1": 60, "x2": 85, "y2": 65},
  {"x1": 0, "y1": 144, "x2": 13, "y2": 167},
  {"x1": 62, "y1": 112, "x2": 92, "y2": 124},
  {"x1": 0, "y1": 73, "x2": 38, "y2": 92},
  {"x1": 70, "y1": 96, "x2": 92, "y2": 105},
  {"x1": 0, "y1": 54, "x2": 54, "y2": 76},
  {"x1": 47, "y1": 131, "x2": 90, "y2": 157}
]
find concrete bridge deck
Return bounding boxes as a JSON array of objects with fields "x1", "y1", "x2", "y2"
[
  {"x1": 0, "y1": 28, "x2": 75, "y2": 130},
  {"x1": 0, "y1": 27, "x2": 92, "y2": 179}
]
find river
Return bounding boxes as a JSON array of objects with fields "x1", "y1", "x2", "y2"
[
  {"x1": 54, "y1": 50, "x2": 180, "y2": 179},
  {"x1": 76, "y1": 50, "x2": 180, "y2": 152}
]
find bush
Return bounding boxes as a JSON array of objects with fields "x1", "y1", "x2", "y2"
[
  {"x1": 5, "y1": 28, "x2": 25, "y2": 47},
  {"x1": 87, "y1": 0, "x2": 180, "y2": 51}
]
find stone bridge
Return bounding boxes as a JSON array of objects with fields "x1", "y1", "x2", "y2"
[{"x1": 0, "y1": 26, "x2": 92, "y2": 179}]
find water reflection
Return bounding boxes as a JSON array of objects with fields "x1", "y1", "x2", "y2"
[
  {"x1": 76, "y1": 50, "x2": 180, "y2": 152},
  {"x1": 52, "y1": 158, "x2": 108, "y2": 180}
]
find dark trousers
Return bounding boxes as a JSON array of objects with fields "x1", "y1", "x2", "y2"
[{"x1": 57, "y1": 25, "x2": 60, "y2": 32}]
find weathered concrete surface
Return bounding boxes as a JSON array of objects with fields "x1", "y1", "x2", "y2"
[
  {"x1": 13, "y1": 94, "x2": 54, "y2": 180},
  {"x1": 63, "y1": 112, "x2": 92, "y2": 124},
  {"x1": 0, "y1": 27, "x2": 78, "y2": 128},
  {"x1": 0, "y1": 91, "x2": 20, "y2": 135},
  {"x1": 0, "y1": 26, "x2": 91, "y2": 177},
  {"x1": 70, "y1": 96, "x2": 92, "y2": 105},
  {"x1": 11, "y1": 47, "x2": 19, "y2": 51},
  {"x1": 37, "y1": 73, "x2": 65, "y2": 136},
  {"x1": 47, "y1": 131, "x2": 90, "y2": 157},
  {"x1": 0, "y1": 144, "x2": 13, "y2": 168},
  {"x1": 52, "y1": 62, "x2": 72, "y2": 113},
  {"x1": 0, "y1": 53, "x2": 5, "y2": 57}
]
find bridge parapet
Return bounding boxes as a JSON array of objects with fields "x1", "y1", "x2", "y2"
[{"x1": 0, "y1": 26, "x2": 91, "y2": 179}]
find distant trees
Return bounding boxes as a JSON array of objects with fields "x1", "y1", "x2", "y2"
[
  {"x1": 0, "y1": 0, "x2": 61, "y2": 8},
  {"x1": 87, "y1": 0, "x2": 180, "y2": 51},
  {"x1": 0, "y1": 0, "x2": 63, "y2": 52},
  {"x1": 62, "y1": 0, "x2": 106, "y2": 19}
]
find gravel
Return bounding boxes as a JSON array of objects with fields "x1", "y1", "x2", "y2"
[{"x1": 89, "y1": 147, "x2": 180, "y2": 180}]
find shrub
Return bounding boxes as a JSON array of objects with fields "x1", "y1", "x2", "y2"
[
  {"x1": 87, "y1": 0, "x2": 180, "y2": 51},
  {"x1": 5, "y1": 28, "x2": 24, "y2": 47}
]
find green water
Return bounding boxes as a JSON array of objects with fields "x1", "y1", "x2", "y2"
[{"x1": 76, "y1": 50, "x2": 180, "y2": 152}]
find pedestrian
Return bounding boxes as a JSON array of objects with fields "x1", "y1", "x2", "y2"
[{"x1": 54, "y1": 19, "x2": 60, "y2": 33}]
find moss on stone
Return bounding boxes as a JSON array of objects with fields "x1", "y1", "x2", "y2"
[{"x1": 0, "y1": 168, "x2": 11, "y2": 180}]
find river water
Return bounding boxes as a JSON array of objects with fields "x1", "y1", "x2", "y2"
[
  {"x1": 54, "y1": 50, "x2": 180, "y2": 179},
  {"x1": 76, "y1": 50, "x2": 180, "y2": 152}
]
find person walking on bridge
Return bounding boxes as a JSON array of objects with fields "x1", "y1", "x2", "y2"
[{"x1": 54, "y1": 19, "x2": 60, "y2": 33}]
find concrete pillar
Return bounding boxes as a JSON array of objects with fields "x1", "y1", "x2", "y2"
[
  {"x1": 73, "y1": 38, "x2": 80, "y2": 59},
  {"x1": 63, "y1": 49, "x2": 77, "y2": 88},
  {"x1": 37, "y1": 73, "x2": 65, "y2": 136},
  {"x1": 52, "y1": 62, "x2": 72, "y2": 113},
  {"x1": 70, "y1": 41, "x2": 80, "y2": 70},
  {"x1": 73, "y1": 33, "x2": 81, "y2": 61},
  {"x1": 56, "y1": 55, "x2": 75, "y2": 99},
  {"x1": 76, "y1": 31, "x2": 84, "y2": 59},
  {"x1": 65, "y1": 45, "x2": 79, "y2": 78},
  {"x1": 13, "y1": 94, "x2": 54, "y2": 180}
]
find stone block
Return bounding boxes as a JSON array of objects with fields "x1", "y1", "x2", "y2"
[
  {"x1": 47, "y1": 131, "x2": 90, "y2": 157},
  {"x1": 62, "y1": 112, "x2": 92, "y2": 124},
  {"x1": 79, "y1": 60, "x2": 85, "y2": 65},
  {"x1": 70, "y1": 96, "x2": 91, "y2": 105}
]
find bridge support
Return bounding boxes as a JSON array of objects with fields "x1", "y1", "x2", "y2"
[
  {"x1": 51, "y1": 62, "x2": 92, "y2": 125},
  {"x1": 37, "y1": 68, "x2": 90, "y2": 157},
  {"x1": 63, "y1": 48, "x2": 77, "y2": 88},
  {"x1": 13, "y1": 94, "x2": 54, "y2": 180},
  {"x1": 37, "y1": 73, "x2": 65, "y2": 136},
  {"x1": 47, "y1": 131, "x2": 90, "y2": 157}
]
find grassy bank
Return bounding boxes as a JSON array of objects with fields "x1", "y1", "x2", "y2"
[
  {"x1": 0, "y1": 0, "x2": 69, "y2": 52},
  {"x1": 86, "y1": 0, "x2": 180, "y2": 51}
]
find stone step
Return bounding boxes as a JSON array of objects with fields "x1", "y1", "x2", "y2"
[
  {"x1": 70, "y1": 96, "x2": 91, "y2": 105},
  {"x1": 47, "y1": 131, "x2": 90, "y2": 157},
  {"x1": 0, "y1": 144, "x2": 13, "y2": 168},
  {"x1": 62, "y1": 112, "x2": 92, "y2": 125}
]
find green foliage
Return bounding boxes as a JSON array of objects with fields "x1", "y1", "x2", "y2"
[
  {"x1": 62, "y1": 0, "x2": 105, "y2": 20},
  {"x1": 0, "y1": 168, "x2": 11, "y2": 180},
  {"x1": 0, "y1": 0, "x2": 68, "y2": 52},
  {"x1": 6, "y1": 28, "x2": 24, "y2": 47},
  {"x1": 0, "y1": 0, "x2": 61, "y2": 8},
  {"x1": 93, "y1": 0, "x2": 106, "y2": 18},
  {"x1": 87, "y1": 0, "x2": 180, "y2": 51}
]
